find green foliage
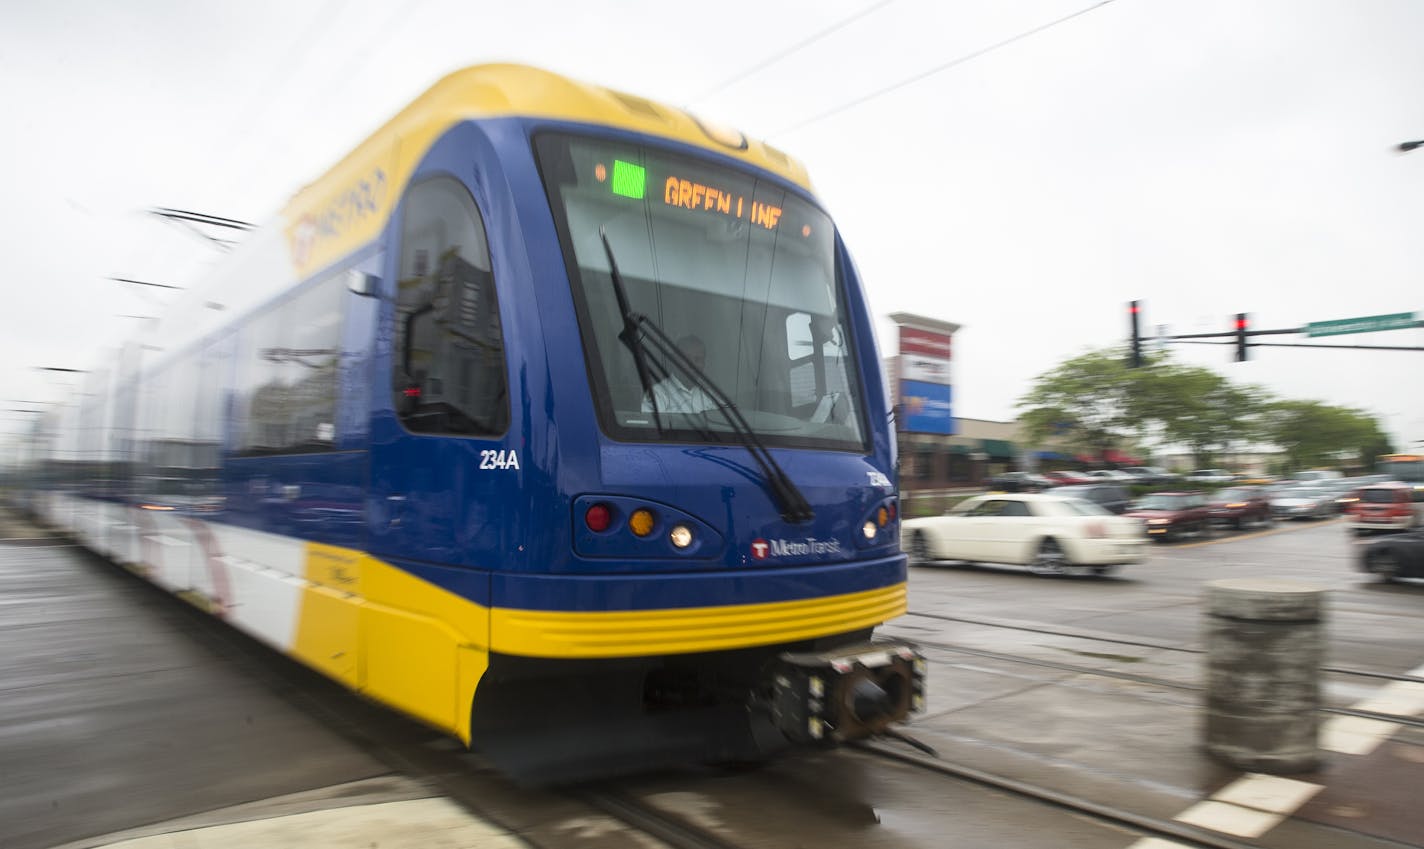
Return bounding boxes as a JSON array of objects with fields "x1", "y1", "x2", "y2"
[
  {"x1": 1017, "y1": 346, "x2": 1391, "y2": 471},
  {"x1": 1265, "y1": 400, "x2": 1394, "y2": 471},
  {"x1": 1017, "y1": 349, "x2": 1140, "y2": 458}
]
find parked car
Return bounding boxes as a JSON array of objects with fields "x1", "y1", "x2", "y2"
[
  {"x1": 1206, "y1": 486, "x2": 1274, "y2": 529},
  {"x1": 1291, "y1": 470, "x2": 1343, "y2": 484},
  {"x1": 1346, "y1": 482, "x2": 1424, "y2": 535},
  {"x1": 1270, "y1": 487, "x2": 1336, "y2": 521},
  {"x1": 902, "y1": 493, "x2": 1148, "y2": 576},
  {"x1": 1355, "y1": 527, "x2": 1424, "y2": 581},
  {"x1": 1084, "y1": 469, "x2": 1137, "y2": 483},
  {"x1": 1042, "y1": 470, "x2": 1096, "y2": 486},
  {"x1": 1123, "y1": 491, "x2": 1212, "y2": 541},
  {"x1": 1049, "y1": 483, "x2": 1134, "y2": 515},
  {"x1": 1184, "y1": 469, "x2": 1234, "y2": 484},
  {"x1": 986, "y1": 471, "x2": 1054, "y2": 493},
  {"x1": 1119, "y1": 466, "x2": 1179, "y2": 485}
]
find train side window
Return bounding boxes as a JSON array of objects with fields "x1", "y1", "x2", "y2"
[
  {"x1": 393, "y1": 176, "x2": 508, "y2": 436},
  {"x1": 233, "y1": 273, "x2": 345, "y2": 456}
]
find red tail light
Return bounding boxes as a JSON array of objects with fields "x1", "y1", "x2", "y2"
[{"x1": 585, "y1": 503, "x2": 612, "y2": 532}]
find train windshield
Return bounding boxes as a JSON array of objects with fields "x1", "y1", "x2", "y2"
[{"x1": 535, "y1": 134, "x2": 867, "y2": 451}]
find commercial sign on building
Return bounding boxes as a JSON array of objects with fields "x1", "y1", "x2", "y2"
[
  {"x1": 900, "y1": 380, "x2": 953, "y2": 434},
  {"x1": 891, "y1": 314, "x2": 957, "y2": 435}
]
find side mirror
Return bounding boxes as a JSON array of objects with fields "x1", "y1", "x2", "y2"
[{"x1": 346, "y1": 269, "x2": 380, "y2": 298}]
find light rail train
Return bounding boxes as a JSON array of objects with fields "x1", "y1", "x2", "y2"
[{"x1": 21, "y1": 65, "x2": 923, "y2": 780}]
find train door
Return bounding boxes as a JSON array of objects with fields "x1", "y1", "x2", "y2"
[{"x1": 367, "y1": 173, "x2": 513, "y2": 568}]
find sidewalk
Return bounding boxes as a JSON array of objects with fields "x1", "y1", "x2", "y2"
[{"x1": 885, "y1": 614, "x2": 1424, "y2": 848}]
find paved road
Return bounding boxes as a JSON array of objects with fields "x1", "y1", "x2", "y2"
[{"x1": 4, "y1": 511, "x2": 1421, "y2": 849}]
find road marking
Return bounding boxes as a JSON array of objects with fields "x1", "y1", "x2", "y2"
[
  {"x1": 1209, "y1": 773, "x2": 1323, "y2": 813},
  {"x1": 1352, "y1": 681, "x2": 1424, "y2": 717},
  {"x1": 1321, "y1": 716, "x2": 1400, "y2": 755},
  {"x1": 1173, "y1": 800, "x2": 1284, "y2": 838}
]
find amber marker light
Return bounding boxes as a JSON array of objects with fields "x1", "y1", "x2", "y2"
[
  {"x1": 877, "y1": 507, "x2": 889, "y2": 527},
  {"x1": 629, "y1": 508, "x2": 656, "y2": 537},
  {"x1": 594, "y1": 162, "x2": 607, "y2": 183}
]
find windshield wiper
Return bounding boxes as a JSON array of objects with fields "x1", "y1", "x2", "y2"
[{"x1": 599, "y1": 229, "x2": 815, "y2": 524}]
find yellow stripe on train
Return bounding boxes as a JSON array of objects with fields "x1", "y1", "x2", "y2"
[
  {"x1": 488, "y1": 583, "x2": 907, "y2": 659},
  {"x1": 292, "y1": 541, "x2": 905, "y2": 742},
  {"x1": 293, "y1": 542, "x2": 491, "y2": 743}
]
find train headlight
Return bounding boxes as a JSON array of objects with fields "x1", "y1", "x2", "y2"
[
  {"x1": 669, "y1": 524, "x2": 693, "y2": 548},
  {"x1": 807, "y1": 717, "x2": 824, "y2": 740},
  {"x1": 862, "y1": 521, "x2": 877, "y2": 540},
  {"x1": 629, "y1": 508, "x2": 655, "y2": 537}
]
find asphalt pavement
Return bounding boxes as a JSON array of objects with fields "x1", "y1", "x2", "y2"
[{"x1": 3, "y1": 508, "x2": 1422, "y2": 849}]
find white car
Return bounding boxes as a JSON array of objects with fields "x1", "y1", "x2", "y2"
[
  {"x1": 1185, "y1": 469, "x2": 1235, "y2": 484},
  {"x1": 902, "y1": 493, "x2": 1149, "y2": 576}
]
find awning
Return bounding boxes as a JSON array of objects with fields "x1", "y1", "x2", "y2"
[
  {"x1": 1103, "y1": 448, "x2": 1143, "y2": 465},
  {"x1": 979, "y1": 439, "x2": 1015, "y2": 459}
]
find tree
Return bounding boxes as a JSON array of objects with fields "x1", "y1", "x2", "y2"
[
  {"x1": 1131, "y1": 364, "x2": 1272, "y2": 467},
  {"x1": 1266, "y1": 401, "x2": 1394, "y2": 471},
  {"x1": 1017, "y1": 348, "x2": 1140, "y2": 460},
  {"x1": 1019, "y1": 347, "x2": 1393, "y2": 472}
]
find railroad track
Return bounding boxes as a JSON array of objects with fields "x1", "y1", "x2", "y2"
[
  {"x1": 902, "y1": 610, "x2": 1424, "y2": 685},
  {"x1": 908, "y1": 636, "x2": 1424, "y2": 731}
]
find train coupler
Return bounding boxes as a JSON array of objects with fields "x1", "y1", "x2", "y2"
[{"x1": 770, "y1": 640, "x2": 926, "y2": 745}]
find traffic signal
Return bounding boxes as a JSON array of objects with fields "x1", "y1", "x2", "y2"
[
  {"x1": 1233, "y1": 313, "x2": 1249, "y2": 362},
  {"x1": 1128, "y1": 300, "x2": 1143, "y2": 368}
]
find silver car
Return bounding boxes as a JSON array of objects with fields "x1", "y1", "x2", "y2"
[{"x1": 1270, "y1": 487, "x2": 1336, "y2": 520}]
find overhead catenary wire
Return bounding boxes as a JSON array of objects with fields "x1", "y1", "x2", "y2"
[
  {"x1": 768, "y1": 0, "x2": 1121, "y2": 139},
  {"x1": 686, "y1": 0, "x2": 897, "y2": 106}
]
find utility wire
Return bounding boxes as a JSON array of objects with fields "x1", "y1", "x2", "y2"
[
  {"x1": 687, "y1": 0, "x2": 896, "y2": 106},
  {"x1": 769, "y1": 0, "x2": 1120, "y2": 138}
]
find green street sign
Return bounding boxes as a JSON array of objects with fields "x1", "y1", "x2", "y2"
[{"x1": 1306, "y1": 312, "x2": 1418, "y2": 337}]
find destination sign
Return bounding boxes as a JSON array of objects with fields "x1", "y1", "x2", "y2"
[{"x1": 602, "y1": 158, "x2": 784, "y2": 231}]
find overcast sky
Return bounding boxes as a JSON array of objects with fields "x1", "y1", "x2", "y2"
[{"x1": 2, "y1": 0, "x2": 1422, "y2": 455}]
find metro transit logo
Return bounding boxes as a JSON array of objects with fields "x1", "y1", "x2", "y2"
[{"x1": 751, "y1": 537, "x2": 843, "y2": 560}]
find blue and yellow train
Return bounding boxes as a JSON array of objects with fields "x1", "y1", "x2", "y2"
[{"x1": 27, "y1": 64, "x2": 922, "y2": 780}]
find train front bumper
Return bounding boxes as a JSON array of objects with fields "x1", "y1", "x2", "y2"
[{"x1": 771, "y1": 640, "x2": 926, "y2": 744}]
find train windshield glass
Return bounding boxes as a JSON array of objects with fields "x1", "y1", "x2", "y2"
[{"x1": 535, "y1": 134, "x2": 867, "y2": 451}]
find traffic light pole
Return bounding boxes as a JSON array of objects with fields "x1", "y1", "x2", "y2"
[{"x1": 1124, "y1": 304, "x2": 1424, "y2": 365}]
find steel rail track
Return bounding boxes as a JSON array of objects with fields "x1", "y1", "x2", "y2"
[
  {"x1": 572, "y1": 789, "x2": 751, "y2": 849},
  {"x1": 852, "y1": 739, "x2": 1278, "y2": 849},
  {"x1": 913, "y1": 638, "x2": 1424, "y2": 730},
  {"x1": 902, "y1": 610, "x2": 1424, "y2": 684}
]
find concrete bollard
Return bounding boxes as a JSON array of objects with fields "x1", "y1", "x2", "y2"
[{"x1": 1204, "y1": 578, "x2": 1325, "y2": 773}]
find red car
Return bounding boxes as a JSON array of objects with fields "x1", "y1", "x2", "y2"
[
  {"x1": 1124, "y1": 491, "x2": 1212, "y2": 542},
  {"x1": 1206, "y1": 486, "x2": 1274, "y2": 530},
  {"x1": 1347, "y1": 482, "x2": 1423, "y2": 535}
]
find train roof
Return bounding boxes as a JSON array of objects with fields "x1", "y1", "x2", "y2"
[
  {"x1": 281, "y1": 63, "x2": 813, "y2": 278},
  {"x1": 128, "y1": 65, "x2": 817, "y2": 377}
]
